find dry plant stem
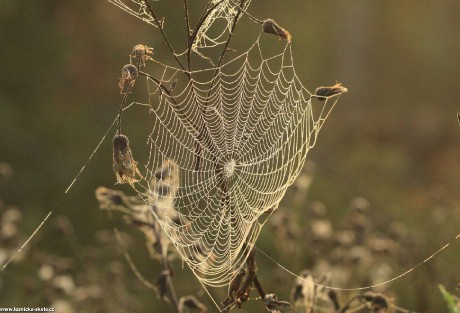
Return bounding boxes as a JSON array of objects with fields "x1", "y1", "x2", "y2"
[
  {"x1": 216, "y1": 0, "x2": 246, "y2": 69},
  {"x1": 142, "y1": 0, "x2": 188, "y2": 75},
  {"x1": 144, "y1": 0, "x2": 232, "y2": 171},
  {"x1": 339, "y1": 295, "x2": 360, "y2": 313},
  {"x1": 142, "y1": 0, "x2": 220, "y2": 155},
  {"x1": 142, "y1": 0, "x2": 226, "y2": 157},
  {"x1": 229, "y1": 0, "x2": 263, "y2": 24},
  {"x1": 202, "y1": 0, "x2": 245, "y2": 186},
  {"x1": 253, "y1": 275, "x2": 265, "y2": 299},
  {"x1": 187, "y1": 0, "x2": 226, "y2": 70},
  {"x1": 138, "y1": 71, "x2": 196, "y2": 131},
  {"x1": 183, "y1": 0, "x2": 191, "y2": 58},
  {"x1": 201, "y1": 0, "x2": 246, "y2": 102},
  {"x1": 135, "y1": 2, "x2": 223, "y2": 162},
  {"x1": 154, "y1": 221, "x2": 181, "y2": 313},
  {"x1": 117, "y1": 83, "x2": 134, "y2": 135}
]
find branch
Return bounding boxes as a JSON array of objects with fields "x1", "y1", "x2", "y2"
[
  {"x1": 216, "y1": 0, "x2": 246, "y2": 71},
  {"x1": 142, "y1": 0, "x2": 188, "y2": 74},
  {"x1": 187, "y1": 0, "x2": 226, "y2": 70},
  {"x1": 183, "y1": 0, "x2": 191, "y2": 63},
  {"x1": 155, "y1": 221, "x2": 181, "y2": 312}
]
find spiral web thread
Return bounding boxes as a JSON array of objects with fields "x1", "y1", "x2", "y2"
[{"x1": 122, "y1": 35, "x2": 341, "y2": 288}]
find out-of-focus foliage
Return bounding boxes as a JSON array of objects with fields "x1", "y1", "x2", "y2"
[
  {"x1": 439, "y1": 285, "x2": 460, "y2": 313},
  {"x1": 1, "y1": 1, "x2": 460, "y2": 312}
]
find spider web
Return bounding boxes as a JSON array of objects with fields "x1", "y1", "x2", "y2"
[
  {"x1": 109, "y1": 0, "x2": 343, "y2": 289},
  {"x1": 121, "y1": 37, "x2": 341, "y2": 288}
]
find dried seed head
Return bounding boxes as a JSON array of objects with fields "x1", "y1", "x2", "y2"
[
  {"x1": 262, "y1": 19, "x2": 292, "y2": 43},
  {"x1": 315, "y1": 83, "x2": 348, "y2": 101},
  {"x1": 112, "y1": 134, "x2": 140, "y2": 185},
  {"x1": 121, "y1": 64, "x2": 138, "y2": 80},
  {"x1": 131, "y1": 44, "x2": 154, "y2": 67},
  {"x1": 118, "y1": 64, "x2": 138, "y2": 93}
]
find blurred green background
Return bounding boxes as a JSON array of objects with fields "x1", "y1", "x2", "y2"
[{"x1": 1, "y1": 1, "x2": 460, "y2": 312}]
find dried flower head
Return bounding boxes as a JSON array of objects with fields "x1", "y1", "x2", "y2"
[
  {"x1": 112, "y1": 134, "x2": 140, "y2": 185},
  {"x1": 262, "y1": 19, "x2": 292, "y2": 43},
  {"x1": 131, "y1": 44, "x2": 154, "y2": 68},
  {"x1": 118, "y1": 64, "x2": 138, "y2": 93},
  {"x1": 315, "y1": 83, "x2": 348, "y2": 101}
]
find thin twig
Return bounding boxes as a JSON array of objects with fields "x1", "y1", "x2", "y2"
[
  {"x1": 117, "y1": 83, "x2": 133, "y2": 135},
  {"x1": 253, "y1": 275, "x2": 266, "y2": 299},
  {"x1": 154, "y1": 220, "x2": 181, "y2": 312},
  {"x1": 216, "y1": 0, "x2": 246, "y2": 71},
  {"x1": 138, "y1": 71, "x2": 197, "y2": 132},
  {"x1": 339, "y1": 295, "x2": 360, "y2": 313},
  {"x1": 183, "y1": 0, "x2": 191, "y2": 68},
  {"x1": 187, "y1": 0, "x2": 226, "y2": 70},
  {"x1": 229, "y1": 0, "x2": 263, "y2": 24},
  {"x1": 137, "y1": 3, "x2": 223, "y2": 162},
  {"x1": 142, "y1": 0, "x2": 188, "y2": 74},
  {"x1": 203, "y1": 0, "x2": 245, "y2": 110},
  {"x1": 200, "y1": 0, "x2": 246, "y2": 161}
]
